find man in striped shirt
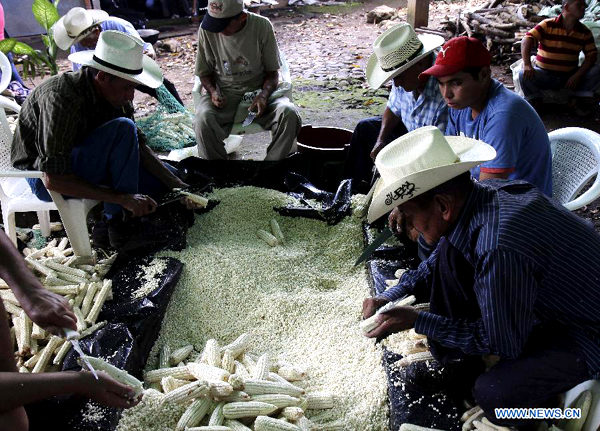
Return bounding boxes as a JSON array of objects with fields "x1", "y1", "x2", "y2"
[
  {"x1": 519, "y1": 0, "x2": 599, "y2": 114},
  {"x1": 363, "y1": 129, "x2": 598, "y2": 427}
]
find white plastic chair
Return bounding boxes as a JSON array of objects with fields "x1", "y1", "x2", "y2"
[
  {"x1": 192, "y1": 50, "x2": 293, "y2": 153},
  {"x1": 549, "y1": 127, "x2": 600, "y2": 211},
  {"x1": 0, "y1": 62, "x2": 100, "y2": 259}
]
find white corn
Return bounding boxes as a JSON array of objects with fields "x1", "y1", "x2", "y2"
[
  {"x1": 396, "y1": 351, "x2": 434, "y2": 368},
  {"x1": 227, "y1": 373, "x2": 245, "y2": 391},
  {"x1": 159, "y1": 344, "x2": 171, "y2": 369},
  {"x1": 163, "y1": 379, "x2": 210, "y2": 404},
  {"x1": 257, "y1": 229, "x2": 279, "y2": 247},
  {"x1": 85, "y1": 279, "x2": 112, "y2": 325},
  {"x1": 253, "y1": 353, "x2": 270, "y2": 380},
  {"x1": 270, "y1": 219, "x2": 285, "y2": 245},
  {"x1": 399, "y1": 424, "x2": 446, "y2": 431},
  {"x1": 145, "y1": 365, "x2": 195, "y2": 383},
  {"x1": 175, "y1": 396, "x2": 212, "y2": 431},
  {"x1": 222, "y1": 401, "x2": 278, "y2": 419},
  {"x1": 281, "y1": 406, "x2": 304, "y2": 422},
  {"x1": 53, "y1": 339, "x2": 73, "y2": 366},
  {"x1": 188, "y1": 362, "x2": 230, "y2": 382},
  {"x1": 221, "y1": 349, "x2": 236, "y2": 374},
  {"x1": 43, "y1": 260, "x2": 88, "y2": 279},
  {"x1": 244, "y1": 379, "x2": 305, "y2": 397},
  {"x1": 180, "y1": 191, "x2": 209, "y2": 208},
  {"x1": 208, "y1": 401, "x2": 226, "y2": 426},
  {"x1": 170, "y1": 344, "x2": 194, "y2": 365},
  {"x1": 32, "y1": 336, "x2": 62, "y2": 373},
  {"x1": 4, "y1": 301, "x2": 23, "y2": 316},
  {"x1": 161, "y1": 375, "x2": 190, "y2": 393},
  {"x1": 251, "y1": 394, "x2": 300, "y2": 408},
  {"x1": 277, "y1": 366, "x2": 306, "y2": 382},
  {"x1": 80, "y1": 356, "x2": 144, "y2": 396},
  {"x1": 220, "y1": 334, "x2": 250, "y2": 358},
  {"x1": 73, "y1": 283, "x2": 88, "y2": 309},
  {"x1": 79, "y1": 320, "x2": 106, "y2": 339},
  {"x1": 233, "y1": 361, "x2": 250, "y2": 379},
  {"x1": 223, "y1": 420, "x2": 252, "y2": 431},
  {"x1": 462, "y1": 407, "x2": 485, "y2": 431},
  {"x1": 307, "y1": 393, "x2": 334, "y2": 410},
  {"x1": 80, "y1": 282, "x2": 99, "y2": 317},
  {"x1": 254, "y1": 415, "x2": 301, "y2": 431},
  {"x1": 208, "y1": 380, "x2": 234, "y2": 398},
  {"x1": 215, "y1": 391, "x2": 250, "y2": 403},
  {"x1": 19, "y1": 310, "x2": 32, "y2": 355},
  {"x1": 24, "y1": 351, "x2": 42, "y2": 368},
  {"x1": 186, "y1": 427, "x2": 232, "y2": 431},
  {"x1": 201, "y1": 339, "x2": 222, "y2": 367},
  {"x1": 460, "y1": 406, "x2": 483, "y2": 423},
  {"x1": 44, "y1": 284, "x2": 80, "y2": 295}
]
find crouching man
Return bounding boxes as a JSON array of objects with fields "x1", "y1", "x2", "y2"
[{"x1": 363, "y1": 126, "x2": 599, "y2": 428}]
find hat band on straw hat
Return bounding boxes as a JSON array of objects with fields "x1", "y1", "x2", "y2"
[
  {"x1": 379, "y1": 36, "x2": 423, "y2": 72},
  {"x1": 92, "y1": 55, "x2": 143, "y2": 75}
]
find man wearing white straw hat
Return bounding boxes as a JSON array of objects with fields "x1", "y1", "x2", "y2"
[
  {"x1": 52, "y1": 7, "x2": 184, "y2": 105},
  {"x1": 362, "y1": 126, "x2": 600, "y2": 428},
  {"x1": 11, "y1": 31, "x2": 191, "y2": 248},
  {"x1": 344, "y1": 23, "x2": 448, "y2": 194}
]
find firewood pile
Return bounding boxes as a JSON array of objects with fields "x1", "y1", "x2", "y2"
[{"x1": 435, "y1": 0, "x2": 562, "y2": 65}]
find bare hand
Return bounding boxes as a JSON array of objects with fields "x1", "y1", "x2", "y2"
[
  {"x1": 119, "y1": 194, "x2": 157, "y2": 218},
  {"x1": 211, "y1": 90, "x2": 226, "y2": 108},
  {"x1": 249, "y1": 93, "x2": 268, "y2": 117},
  {"x1": 362, "y1": 297, "x2": 389, "y2": 320},
  {"x1": 522, "y1": 64, "x2": 535, "y2": 80},
  {"x1": 15, "y1": 287, "x2": 76, "y2": 335},
  {"x1": 364, "y1": 306, "x2": 419, "y2": 339},
  {"x1": 565, "y1": 73, "x2": 582, "y2": 90},
  {"x1": 370, "y1": 140, "x2": 386, "y2": 161},
  {"x1": 78, "y1": 371, "x2": 141, "y2": 409},
  {"x1": 388, "y1": 207, "x2": 419, "y2": 242}
]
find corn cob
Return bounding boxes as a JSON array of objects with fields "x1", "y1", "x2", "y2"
[
  {"x1": 161, "y1": 375, "x2": 190, "y2": 393},
  {"x1": 241, "y1": 355, "x2": 256, "y2": 374},
  {"x1": 222, "y1": 349, "x2": 236, "y2": 374},
  {"x1": 78, "y1": 320, "x2": 106, "y2": 339},
  {"x1": 408, "y1": 328, "x2": 427, "y2": 340},
  {"x1": 472, "y1": 420, "x2": 498, "y2": 431},
  {"x1": 180, "y1": 191, "x2": 209, "y2": 208},
  {"x1": 29, "y1": 338, "x2": 39, "y2": 355},
  {"x1": 251, "y1": 394, "x2": 300, "y2": 408},
  {"x1": 257, "y1": 230, "x2": 279, "y2": 247},
  {"x1": 281, "y1": 406, "x2": 305, "y2": 422},
  {"x1": 254, "y1": 416, "x2": 301, "y2": 431},
  {"x1": 24, "y1": 351, "x2": 42, "y2": 368},
  {"x1": 244, "y1": 379, "x2": 305, "y2": 397},
  {"x1": 270, "y1": 219, "x2": 285, "y2": 245},
  {"x1": 460, "y1": 405, "x2": 482, "y2": 423},
  {"x1": 53, "y1": 339, "x2": 72, "y2": 366},
  {"x1": 0, "y1": 289, "x2": 19, "y2": 305},
  {"x1": 187, "y1": 427, "x2": 232, "y2": 431},
  {"x1": 480, "y1": 417, "x2": 512, "y2": 431},
  {"x1": 4, "y1": 301, "x2": 23, "y2": 316},
  {"x1": 396, "y1": 351, "x2": 434, "y2": 368},
  {"x1": 159, "y1": 344, "x2": 171, "y2": 369},
  {"x1": 43, "y1": 260, "x2": 88, "y2": 279},
  {"x1": 253, "y1": 353, "x2": 270, "y2": 380},
  {"x1": 55, "y1": 271, "x2": 88, "y2": 285},
  {"x1": 79, "y1": 355, "x2": 144, "y2": 396},
  {"x1": 80, "y1": 282, "x2": 99, "y2": 317},
  {"x1": 32, "y1": 336, "x2": 62, "y2": 373},
  {"x1": 234, "y1": 361, "x2": 250, "y2": 379},
  {"x1": 462, "y1": 407, "x2": 485, "y2": 431},
  {"x1": 64, "y1": 255, "x2": 78, "y2": 267},
  {"x1": 44, "y1": 284, "x2": 81, "y2": 295},
  {"x1": 85, "y1": 279, "x2": 112, "y2": 325},
  {"x1": 220, "y1": 334, "x2": 251, "y2": 358},
  {"x1": 305, "y1": 408, "x2": 337, "y2": 424},
  {"x1": 276, "y1": 366, "x2": 306, "y2": 382},
  {"x1": 223, "y1": 420, "x2": 252, "y2": 431},
  {"x1": 222, "y1": 401, "x2": 278, "y2": 419},
  {"x1": 314, "y1": 421, "x2": 344, "y2": 430},
  {"x1": 227, "y1": 373, "x2": 245, "y2": 391},
  {"x1": 208, "y1": 401, "x2": 226, "y2": 426},
  {"x1": 18, "y1": 311, "x2": 32, "y2": 355},
  {"x1": 145, "y1": 365, "x2": 195, "y2": 383},
  {"x1": 296, "y1": 416, "x2": 311, "y2": 431},
  {"x1": 268, "y1": 372, "x2": 295, "y2": 387},
  {"x1": 188, "y1": 362, "x2": 230, "y2": 382},
  {"x1": 209, "y1": 380, "x2": 234, "y2": 397},
  {"x1": 170, "y1": 344, "x2": 194, "y2": 365},
  {"x1": 73, "y1": 283, "x2": 88, "y2": 309},
  {"x1": 163, "y1": 379, "x2": 210, "y2": 404},
  {"x1": 176, "y1": 396, "x2": 212, "y2": 430},
  {"x1": 215, "y1": 391, "x2": 250, "y2": 402},
  {"x1": 306, "y1": 393, "x2": 334, "y2": 410},
  {"x1": 201, "y1": 339, "x2": 222, "y2": 367},
  {"x1": 399, "y1": 425, "x2": 446, "y2": 431},
  {"x1": 563, "y1": 390, "x2": 592, "y2": 431}
]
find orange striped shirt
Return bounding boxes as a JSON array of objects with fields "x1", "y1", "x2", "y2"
[{"x1": 525, "y1": 14, "x2": 597, "y2": 73}]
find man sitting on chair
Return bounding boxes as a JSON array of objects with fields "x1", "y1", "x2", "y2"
[
  {"x1": 194, "y1": 0, "x2": 301, "y2": 160},
  {"x1": 11, "y1": 31, "x2": 190, "y2": 248}
]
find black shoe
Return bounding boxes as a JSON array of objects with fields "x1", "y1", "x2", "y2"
[
  {"x1": 107, "y1": 215, "x2": 136, "y2": 249},
  {"x1": 91, "y1": 217, "x2": 111, "y2": 249}
]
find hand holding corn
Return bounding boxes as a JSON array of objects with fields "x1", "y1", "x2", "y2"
[
  {"x1": 76, "y1": 370, "x2": 142, "y2": 409},
  {"x1": 362, "y1": 304, "x2": 420, "y2": 339}
]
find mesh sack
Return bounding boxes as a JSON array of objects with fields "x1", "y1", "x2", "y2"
[{"x1": 136, "y1": 84, "x2": 196, "y2": 152}]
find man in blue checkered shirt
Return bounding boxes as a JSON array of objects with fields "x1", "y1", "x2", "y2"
[{"x1": 344, "y1": 23, "x2": 448, "y2": 194}]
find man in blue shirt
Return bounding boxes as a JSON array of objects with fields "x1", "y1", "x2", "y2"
[
  {"x1": 420, "y1": 36, "x2": 552, "y2": 197},
  {"x1": 344, "y1": 23, "x2": 447, "y2": 194},
  {"x1": 363, "y1": 127, "x2": 597, "y2": 427}
]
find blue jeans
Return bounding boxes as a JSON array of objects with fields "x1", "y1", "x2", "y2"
[
  {"x1": 27, "y1": 118, "x2": 175, "y2": 215},
  {"x1": 518, "y1": 64, "x2": 600, "y2": 100}
]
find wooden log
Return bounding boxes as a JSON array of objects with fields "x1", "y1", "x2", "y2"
[
  {"x1": 408, "y1": 0, "x2": 429, "y2": 29},
  {"x1": 461, "y1": 17, "x2": 473, "y2": 38},
  {"x1": 467, "y1": 11, "x2": 496, "y2": 26},
  {"x1": 489, "y1": 0, "x2": 504, "y2": 8},
  {"x1": 480, "y1": 24, "x2": 513, "y2": 38},
  {"x1": 415, "y1": 27, "x2": 448, "y2": 37}
]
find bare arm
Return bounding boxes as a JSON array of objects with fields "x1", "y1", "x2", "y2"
[
  {"x1": 521, "y1": 37, "x2": 536, "y2": 80},
  {"x1": 200, "y1": 74, "x2": 226, "y2": 108},
  {"x1": 479, "y1": 171, "x2": 509, "y2": 181},
  {"x1": 566, "y1": 51, "x2": 598, "y2": 90},
  {"x1": 138, "y1": 142, "x2": 187, "y2": 190},
  {"x1": 250, "y1": 70, "x2": 279, "y2": 118},
  {"x1": 371, "y1": 107, "x2": 402, "y2": 160}
]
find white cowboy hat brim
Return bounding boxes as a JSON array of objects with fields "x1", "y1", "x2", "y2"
[
  {"x1": 366, "y1": 33, "x2": 444, "y2": 90},
  {"x1": 53, "y1": 9, "x2": 109, "y2": 50},
  {"x1": 366, "y1": 136, "x2": 496, "y2": 223},
  {"x1": 68, "y1": 50, "x2": 163, "y2": 88}
]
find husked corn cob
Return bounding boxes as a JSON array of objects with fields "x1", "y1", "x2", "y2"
[
  {"x1": 296, "y1": 416, "x2": 311, "y2": 431},
  {"x1": 170, "y1": 344, "x2": 194, "y2": 365},
  {"x1": 85, "y1": 279, "x2": 112, "y2": 325},
  {"x1": 18, "y1": 311, "x2": 32, "y2": 355},
  {"x1": 79, "y1": 355, "x2": 144, "y2": 396},
  {"x1": 281, "y1": 406, "x2": 304, "y2": 421},
  {"x1": 222, "y1": 349, "x2": 236, "y2": 374},
  {"x1": 222, "y1": 401, "x2": 278, "y2": 419},
  {"x1": 277, "y1": 366, "x2": 306, "y2": 382},
  {"x1": 268, "y1": 372, "x2": 295, "y2": 387},
  {"x1": 234, "y1": 361, "x2": 250, "y2": 379},
  {"x1": 161, "y1": 375, "x2": 190, "y2": 393},
  {"x1": 187, "y1": 427, "x2": 232, "y2": 431},
  {"x1": 176, "y1": 396, "x2": 212, "y2": 431},
  {"x1": 462, "y1": 407, "x2": 485, "y2": 431},
  {"x1": 254, "y1": 415, "x2": 301, "y2": 431},
  {"x1": 227, "y1": 373, "x2": 245, "y2": 391},
  {"x1": 257, "y1": 230, "x2": 279, "y2": 247},
  {"x1": 253, "y1": 353, "x2": 270, "y2": 380},
  {"x1": 32, "y1": 336, "x2": 62, "y2": 373},
  {"x1": 307, "y1": 393, "x2": 334, "y2": 410},
  {"x1": 244, "y1": 379, "x2": 305, "y2": 397},
  {"x1": 53, "y1": 338, "x2": 72, "y2": 366},
  {"x1": 251, "y1": 394, "x2": 300, "y2": 408},
  {"x1": 399, "y1": 424, "x2": 446, "y2": 431},
  {"x1": 4, "y1": 301, "x2": 23, "y2": 316},
  {"x1": 24, "y1": 351, "x2": 42, "y2": 368},
  {"x1": 180, "y1": 191, "x2": 209, "y2": 208},
  {"x1": 220, "y1": 334, "x2": 250, "y2": 358},
  {"x1": 163, "y1": 379, "x2": 210, "y2": 404},
  {"x1": 79, "y1": 320, "x2": 106, "y2": 339},
  {"x1": 215, "y1": 391, "x2": 250, "y2": 402},
  {"x1": 0, "y1": 289, "x2": 19, "y2": 305},
  {"x1": 73, "y1": 283, "x2": 88, "y2": 308},
  {"x1": 159, "y1": 344, "x2": 171, "y2": 369},
  {"x1": 188, "y1": 362, "x2": 230, "y2": 382},
  {"x1": 55, "y1": 272, "x2": 88, "y2": 285},
  {"x1": 43, "y1": 260, "x2": 88, "y2": 279},
  {"x1": 408, "y1": 328, "x2": 427, "y2": 340},
  {"x1": 80, "y1": 282, "x2": 99, "y2": 317},
  {"x1": 563, "y1": 390, "x2": 593, "y2": 431},
  {"x1": 145, "y1": 365, "x2": 195, "y2": 383},
  {"x1": 396, "y1": 351, "x2": 434, "y2": 368},
  {"x1": 270, "y1": 219, "x2": 285, "y2": 245},
  {"x1": 223, "y1": 420, "x2": 252, "y2": 431},
  {"x1": 460, "y1": 405, "x2": 483, "y2": 423},
  {"x1": 472, "y1": 420, "x2": 497, "y2": 431},
  {"x1": 202, "y1": 339, "x2": 222, "y2": 367},
  {"x1": 241, "y1": 355, "x2": 256, "y2": 374},
  {"x1": 208, "y1": 401, "x2": 226, "y2": 426},
  {"x1": 209, "y1": 380, "x2": 234, "y2": 397}
]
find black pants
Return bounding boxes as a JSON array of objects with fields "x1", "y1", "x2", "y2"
[
  {"x1": 137, "y1": 77, "x2": 184, "y2": 106},
  {"x1": 431, "y1": 238, "x2": 590, "y2": 426},
  {"x1": 343, "y1": 116, "x2": 407, "y2": 194}
]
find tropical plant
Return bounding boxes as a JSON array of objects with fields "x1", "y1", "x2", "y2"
[{"x1": 0, "y1": 0, "x2": 61, "y2": 78}]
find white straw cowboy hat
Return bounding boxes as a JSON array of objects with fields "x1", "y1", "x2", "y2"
[
  {"x1": 69, "y1": 31, "x2": 163, "y2": 88},
  {"x1": 52, "y1": 7, "x2": 109, "y2": 50},
  {"x1": 366, "y1": 23, "x2": 444, "y2": 89},
  {"x1": 367, "y1": 126, "x2": 496, "y2": 223}
]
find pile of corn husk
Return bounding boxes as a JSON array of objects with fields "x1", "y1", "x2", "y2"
[{"x1": 1, "y1": 238, "x2": 117, "y2": 374}]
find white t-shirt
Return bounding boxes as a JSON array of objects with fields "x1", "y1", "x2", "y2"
[{"x1": 195, "y1": 12, "x2": 281, "y2": 92}]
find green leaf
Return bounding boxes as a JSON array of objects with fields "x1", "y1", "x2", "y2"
[
  {"x1": 0, "y1": 38, "x2": 16, "y2": 54},
  {"x1": 32, "y1": 0, "x2": 60, "y2": 31}
]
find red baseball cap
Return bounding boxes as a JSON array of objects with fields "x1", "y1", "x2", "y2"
[{"x1": 419, "y1": 37, "x2": 491, "y2": 81}]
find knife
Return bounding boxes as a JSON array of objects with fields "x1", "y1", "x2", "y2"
[
  {"x1": 242, "y1": 110, "x2": 257, "y2": 127},
  {"x1": 157, "y1": 185, "x2": 207, "y2": 207},
  {"x1": 354, "y1": 226, "x2": 394, "y2": 266},
  {"x1": 62, "y1": 327, "x2": 99, "y2": 380}
]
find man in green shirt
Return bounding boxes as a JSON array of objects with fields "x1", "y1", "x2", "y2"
[{"x1": 194, "y1": 0, "x2": 301, "y2": 160}]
